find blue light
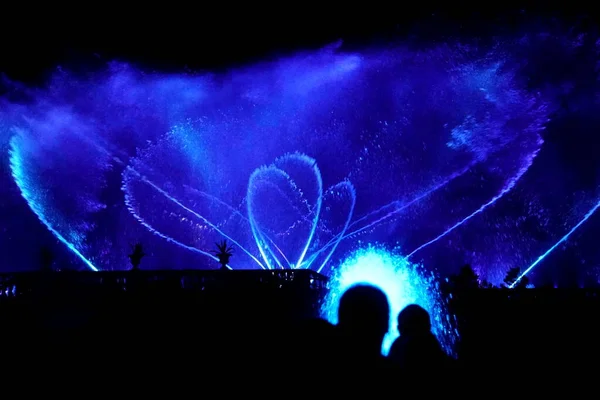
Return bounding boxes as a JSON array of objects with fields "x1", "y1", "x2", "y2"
[
  {"x1": 407, "y1": 148, "x2": 542, "y2": 259},
  {"x1": 511, "y1": 199, "x2": 600, "y2": 287},
  {"x1": 2, "y1": 38, "x2": 589, "y2": 295},
  {"x1": 321, "y1": 246, "x2": 456, "y2": 355},
  {"x1": 9, "y1": 134, "x2": 98, "y2": 271}
]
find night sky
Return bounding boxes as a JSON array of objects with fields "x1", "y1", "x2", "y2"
[{"x1": 1, "y1": 5, "x2": 596, "y2": 81}]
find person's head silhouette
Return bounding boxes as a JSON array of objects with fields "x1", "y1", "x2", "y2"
[
  {"x1": 337, "y1": 284, "x2": 390, "y2": 355},
  {"x1": 397, "y1": 304, "x2": 431, "y2": 337}
]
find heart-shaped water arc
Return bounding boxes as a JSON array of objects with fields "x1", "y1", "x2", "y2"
[{"x1": 246, "y1": 152, "x2": 355, "y2": 270}]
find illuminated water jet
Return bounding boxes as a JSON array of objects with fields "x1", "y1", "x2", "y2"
[
  {"x1": 123, "y1": 166, "x2": 266, "y2": 269},
  {"x1": 511, "y1": 198, "x2": 600, "y2": 287},
  {"x1": 0, "y1": 38, "x2": 575, "y2": 289},
  {"x1": 9, "y1": 134, "x2": 99, "y2": 271},
  {"x1": 407, "y1": 147, "x2": 542, "y2": 259},
  {"x1": 321, "y1": 246, "x2": 456, "y2": 355},
  {"x1": 247, "y1": 153, "x2": 324, "y2": 269},
  {"x1": 246, "y1": 152, "x2": 357, "y2": 270},
  {"x1": 306, "y1": 163, "x2": 474, "y2": 267},
  {"x1": 308, "y1": 180, "x2": 356, "y2": 272}
]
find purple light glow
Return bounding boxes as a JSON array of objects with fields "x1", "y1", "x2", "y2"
[{"x1": 0, "y1": 34, "x2": 598, "y2": 292}]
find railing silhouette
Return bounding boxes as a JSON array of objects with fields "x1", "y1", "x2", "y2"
[
  {"x1": 0, "y1": 269, "x2": 330, "y2": 347},
  {"x1": 0, "y1": 269, "x2": 329, "y2": 298}
]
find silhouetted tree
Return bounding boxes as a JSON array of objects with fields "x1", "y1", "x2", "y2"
[
  {"x1": 128, "y1": 243, "x2": 145, "y2": 270},
  {"x1": 516, "y1": 275, "x2": 530, "y2": 289},
  {"x1": 213, "y1": 240, "x2": 233, "y2": 271},
  {"x1": 39, "y1": 246, "x2": 54, "y2": 271},
  {"x1": 503, "y1": 267, "x2": 529, "y2": 289},
  {"x1": 452, "y1": 264, "x2": 480, "y2": 290}
]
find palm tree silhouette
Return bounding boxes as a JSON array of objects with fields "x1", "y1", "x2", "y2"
[
  {"x1": 213, "y1": 240, "x2": 233, "y2": 270},
  {"x1": 129, "y1": 243, "x2": 145, "y2": 270}
]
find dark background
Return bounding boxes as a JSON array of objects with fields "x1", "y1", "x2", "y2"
[{"x1": 1, "y1": 5, "x2": 597, "y2": 83}]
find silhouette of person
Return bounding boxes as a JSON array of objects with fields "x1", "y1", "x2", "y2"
[
  {"x1": 300, "y1": 317, "x2": 338, "y2": 349},
  {"x1": 388, "y1": 304, "x2": 449, "y2": 370},
  {"x1": 336, "y1": 284, "x2": 395, "y2": 374},
  {"x1": 288, "y1": 317, "x2": 339, "y2": 369}
]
